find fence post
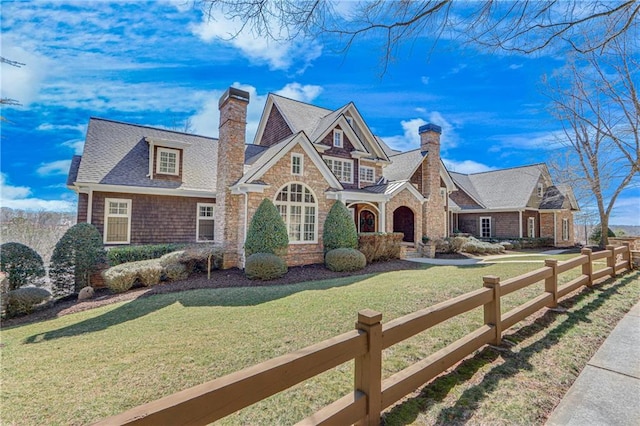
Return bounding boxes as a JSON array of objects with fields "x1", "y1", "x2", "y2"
[
  {"x1": 544, "y1": 259, "x2": 559, "y2": 308},
  {"x1": 622, "y1": 242, "x2": 632, "y2": 270},
  {"x1": 581, "y1": 248, "x2": 593, "y2": 287},
  {"x1": 355, "y1": 309, "x2": 382, "y2": 426},
  {"x1": 483, "y1": 275, "x2": 502, "y2": 345},
  {"x1": 606, "y1": 245, "x2": 616, "y2": 278}
]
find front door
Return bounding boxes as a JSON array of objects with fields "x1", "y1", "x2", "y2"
[
  {"x1": 393, "y1": 206, "x2": 414, "y2": 242},
  {"x1": 359, "y1": 210, "x2": 376, "y2": 233}
]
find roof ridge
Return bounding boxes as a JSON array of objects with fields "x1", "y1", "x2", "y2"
[
  {"x1": 89, "y1": 116, "x2": 217, "y2": 140},
  {"x1": 464, "y1": 162, "x2": 545, "y2": 176},
  {"x1": 388, "y1": 147, "x2": 425, "y2": 157},
  {"x1": 269, "y1": 93, "x2": 332, "y2": 113}
]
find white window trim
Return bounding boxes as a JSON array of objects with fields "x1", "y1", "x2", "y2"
[
  {"x1": 324, "y1": 155, "x2": 354, "y2": 184},
  {"x1": 333, "y1": 129, "x2": 343, "y2": 148},
  {"x1": 274, "y1": 182, "x2": 319, "y2": 244},
  {"x1": 528, "y1": 217, "x2": 536, "y2": 238},
  {"x1": 156, "y1": 147, "x2": 180, "y2": 176},
  {"x1": 196, "y1": 203, "x2": 216, "y2": 242},
  {"x1": 562, "y1": 218, "x2": 569, "y2": 241},
  {"x1": 104, "y1": 198, "x2": 132, "y2": 244},
  {"x1": 359, "y1": 165, "x2": 375, "y2": 183},
  {"x1": 537, "y1": 183, "x2": 544, "y2": 197},
  {"x1": 480, "y1": 216, "x2": 491, "y2": 238},
  {"x1": 291, "y1": 153, "x2": 304, "y2": 176}
]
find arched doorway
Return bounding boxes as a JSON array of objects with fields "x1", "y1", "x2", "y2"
[
  {"x1": 359, "y1": 209, "x2": 376, "y2": 232},
  {"x1": 393, "y1": 206, "x2": 414, "y2": 242}
]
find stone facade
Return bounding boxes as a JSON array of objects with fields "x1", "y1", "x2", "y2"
[
  {"x1": 420, "y1": 124, "x2": 446, "y2": 240},
  {"x1": 385, "y1": 188, "x2": 424, "y2": 240}
]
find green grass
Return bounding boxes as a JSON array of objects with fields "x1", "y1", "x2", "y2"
[{"x1": 1, "y1": 258, "x2": 638, "y2": 425}]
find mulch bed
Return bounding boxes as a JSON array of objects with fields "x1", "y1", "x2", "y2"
[{"x1": 2, "y1": 260, "x2": 426, "y2": 328}]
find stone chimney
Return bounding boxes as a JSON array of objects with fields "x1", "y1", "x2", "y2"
[
  {"x1": 216, "y1": 87, "x2": 250, "y2": 269},
  {"x1": 419, "y1": 123, "x2": 446, "y2": 239}
]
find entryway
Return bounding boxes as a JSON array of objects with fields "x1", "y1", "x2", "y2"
[{"x1": 393, "y1": 206, "x2": 415, "y2": 243}]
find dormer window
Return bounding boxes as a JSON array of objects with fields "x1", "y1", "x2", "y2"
[
  {"x1": 333, "y1": 129, "x2": 343, "y2": 148},
  {"x1": 157, "y1": 147, "x2": 180, "y2": 175}
]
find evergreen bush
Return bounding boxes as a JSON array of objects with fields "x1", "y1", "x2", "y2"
[
  {"x1": 0, "y1": 242, "x2": 46, "y2": 290},
  {"x1": 107, "y1": 243, "x2": 186, "y2": 265},
  {"x1": 49, "y1": 223, "x2": 106, "y2": 297},
  {"x1": 589, "y1": 225, "x2": 616, "y2": 245},
  {"x1": 245, "y1": 253, "x2": 288, "y2": 280},
  {"x1": 325, "y1": 248, "x2": 367, "y2": 272},
  {"x1": 323, "y1": 201, "x2": 358, "y2": 253},
  {"x1": 5, "y1": 287, "x2": 51, "y2": 318},
  {"x1": 245, "y1": 199, "x2": 288, "y2": 257}
]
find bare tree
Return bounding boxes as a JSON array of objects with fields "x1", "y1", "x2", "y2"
[
  {"x1": 545, "y1": 31, "x2": 639, "y2": 247},
  {"x1": 199, "y1": 1, "x2": 639, "y2": 69},
  {"x1": 1, "y1": 57, "x2": 24, "y2": 114}
]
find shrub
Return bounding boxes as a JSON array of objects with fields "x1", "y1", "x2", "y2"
[
  {"x1": 178, "y1": 245, "x2": 223, "y2": 274},
  {"x1": 102, "y1": 259, "x2": 164, "y2": 292},
  {"x1": 5, "y1": 287, "x2": 51, "y2": 318},
  {"x1": 135, "y1": 260, "x2": 163, "y2": 286},
  {"x1": 590, "y1": 225, "x2": 616, "y2": 245},
  {"x1": 245, "y1": 199, "x2": 288, "y2": 257},
  {"x1": 434, "y1": 237, "x2": 467, "y2": 254},
  {"x1": 358, "y1": 233, "x2": 403, "y2": 263},
  {"x1": 245, "y1": 253, "x2": 288, "y2": 280},
  {"x1": 0, "y1": 242, "x2": 46, "y2": 290},
  {"x1": 50, "y1": 223, "x2": 106, "y2": 297},
  {"x1": 163, "y1": 262, "x2": 189, "y2": 282},
  {"x1": 323, "y1": 201, "x2": 358, "y2": 253},
  {"x1": 460, "y1": 237, "x2": 505, "y2": 254},
  {"x1": 107, "y1": 243, "x2": 186, "y2": 266},
  {"x1": 325, "y1": 248, "x2": 367, "y2": 272},
  {"x1": 102, "y1": 267, "x2": 137, "y2": 293}
]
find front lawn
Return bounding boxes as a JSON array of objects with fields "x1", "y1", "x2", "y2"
[{"x1": 2, "y1": 258, "x2": 638, "y2": 425}]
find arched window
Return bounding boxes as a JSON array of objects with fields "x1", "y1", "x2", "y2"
[{"x1": 275, "y1": 183, "x2": 318, "y2": 243}]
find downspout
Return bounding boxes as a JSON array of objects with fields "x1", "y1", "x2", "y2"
[
  {"x1": 380, "y1": 201, "x2": 387, "y2": 233},
  {"x1": 87, "y1": 188, "x2": 93, "y2": 224},
  {"x1": 553, "y1": 211, "x2": 557, "y2": 246},
  {"x1": 518, "y1": 210, "x2": 523, "y2": 238},
  {"x1": 241, "y1": 190, "x2": 249, "y2": 269}
]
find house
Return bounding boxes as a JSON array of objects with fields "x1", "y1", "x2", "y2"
[{"x1": 67, "y1": 86, "x2": 578, "y2": 268}]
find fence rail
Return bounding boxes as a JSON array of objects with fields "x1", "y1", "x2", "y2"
[{"x1": 95, "y1": 244, "x2": 634, "y2": 426}]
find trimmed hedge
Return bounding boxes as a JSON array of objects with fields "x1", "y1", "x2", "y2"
[
  {"x1": 323, "y1": 201, "x2": 358, "y2": 253},
  {"x1": 5, "y1": 287, "x2": 51, "y2": 318},
  {"x1": 0, "y1": 242, "x2": 46, "y2": 290},
  {"x1": 102, "y1": 259, "x2": 163, "y2": 293},
  {"x1": 460, "y1": 237, "x2": 504, "y2": 254},
  {"x1": 245, "y1": 199, "x2": 288, "y2": 257},
  {"x1": 358, "y1": 233, "x2": 403, "y2": 263},
  {"x1": 50, "y1": 223, "x2": 106, "y2": 297},
  {"x1": 245, "y1": 253, "x2": 288, "y2": 280},
  {"x1": 107, "y1": 243, "x2": 186, "y2": 266},
  {"x1": 325, "y1": 248, "x2": 366, "y2": 272}
]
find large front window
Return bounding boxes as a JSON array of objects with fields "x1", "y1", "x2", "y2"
[
  {"x1": 275, "y1": 183, "x2": 317, "y2": 243},
  {"x1": 324, "y1": 156, "x2": 353, "y2": 183},
  {"x1": 105, "y1": 198, "x2": 131, "y2": 244},
  {"x1": 480, "y1": 216, "x2": 491, "y2": 238}
]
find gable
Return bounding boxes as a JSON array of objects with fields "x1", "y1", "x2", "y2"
[{"x1": 258, "y1": 105, "x2": 293, "y2": 147}]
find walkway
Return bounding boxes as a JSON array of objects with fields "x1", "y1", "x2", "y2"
[
  {"x1": 546, "y1": 300, "x2": 640, "y2": 425},
  {"x1": 406, "y1": 249, "x2": 572, "y2": 266}
]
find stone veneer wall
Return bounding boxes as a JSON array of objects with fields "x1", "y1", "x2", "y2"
[
  {"x1": 385, "y1": 188, "x2": 424, "y2": 241},
  {"x1": 420, "y1": 126, "x2": 446, "y2": 240},
  {"x1": 90, "y1": 191, "x2": 216, "y2": 244}
]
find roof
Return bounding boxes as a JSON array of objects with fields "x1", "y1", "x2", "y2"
[
  {"x1": 270, "y1": 94, "x2": 331, "y2": 135},
  {"x1": 74, "y1": 117, "x2": 217, "y2": 191},
  {"x1": 383, "y1": 149, "x2": 426, "y2": 181},
  {"x1": 540, "y1": 184, "x2": 580, "y2": 210},
  {"x1": 450, "y1": 164, "x2": 547, "y2": 210},
  {"x1": 67, "y1": 155, "x2": 82, "y2": 187}
]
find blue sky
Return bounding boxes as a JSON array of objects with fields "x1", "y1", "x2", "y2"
[{"x1": 1, "y1": 0, "x2": 638, "y2": 225}]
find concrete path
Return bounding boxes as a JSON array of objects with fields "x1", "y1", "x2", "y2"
[
  {"x1": 406, "y1": 249, "x2": 574, "y2": 266},
  {"x1": 546, "y1": 301, "x2": 640, "y2": 426}
]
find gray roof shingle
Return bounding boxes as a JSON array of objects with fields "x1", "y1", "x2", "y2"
[
  {"x1": 75, "y1": 117, "x2": 217, "y2": 191},
  {"x1": 383, "y1": 149, "x2": 426, "y2": 181},
  {"x1": 67, "y1": 155, "x2": 82, "y2": 187},
  {"x1": 271, "y1": 94, "x2": 331, "y2": 135}
]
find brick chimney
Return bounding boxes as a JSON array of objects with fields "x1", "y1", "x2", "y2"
[
  {"x1": 216, "y1": 87, "x2": 250, "y2": 268},
  {"x1": 419, "y1": 123, "x2": 446, "y2": 240}
]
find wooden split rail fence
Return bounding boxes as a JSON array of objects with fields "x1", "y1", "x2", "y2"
[{"x1": 96, "y1": 244, "x2": 634, "y2": 426}]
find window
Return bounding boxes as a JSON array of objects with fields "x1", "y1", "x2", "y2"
[
  {"x1": 157, "y1": 147, "x2": 180, "y2": 175},
  {"x1": 275, "y1": 183, "x2": 317, "y2": 243},
  {"x1": 359, "y1": 166, "x2": 374, "y2": 183},
  {"x1": 528, "y1": 217, "x2": 536, "y2": 238},
  {"x1": 291, "y1": 153, "x2": 303, "y2": 176},
  {"x1": 562, "y1": 218, "x2": 569, "y2": 241},
  {"x1": 333, "y1": 129, "x2": 343, "y2": 148},
  {"x1": 324, "y1": 156, "x2": 353, "y2": 183},
  {"x1": 480, "y1": 217, "x2": 491, "y2": 238},
  {"x1": 197, "y1": 203, "x2": 215, "y2": 242},
  {"x1": 104, "y1": 198, "x2": 131, "y2": 244},
  {"x1": 440, "y1": 188, "x2": 447, "y2": 201},
  {"x1": 537, "y1": 183, "x2": 544, "y2": 197}
]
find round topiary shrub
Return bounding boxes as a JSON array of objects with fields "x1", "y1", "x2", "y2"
[
  {"x1": 245, "y1": 253, "x2": 288, "y2": 280},
  {"x1": 323, "y1": 201, "x2": 358, "y2": 253},
  {"x1": 245, "y1": 199, "x2": 289, "y2": 256},
  {"x1": 5, "y1": 287, "x2": 52, "y2": 318},
  {"x1": 50, "y1": 223, "x2": 107, "y2": 297},
  {"x1": 0, "y1": 242, "x2": 46, "y2": 290},
  {"x1": 102, "y1": 266, "x2": 137, "y2": 293},
  {"x1": 325, "y1": 248, "x2": 366, "y2": 272}
]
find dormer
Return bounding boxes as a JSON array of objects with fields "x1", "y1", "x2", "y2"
[{"x1": 145, "y1": 137, "x2": 192, "y2": 181}]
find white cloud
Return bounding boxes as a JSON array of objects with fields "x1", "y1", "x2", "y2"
[
  {"x1": 190, "y1": 10, "x2": 322, "y2": 71},
  {"x1": 36, "y1": 160, "x2": 72, "y2": 176},
  {"x1": 61, "y1": 139, "x2": 85, "y2": 155},
  {"x1": 421, "y1": 76, "x2": 430, "y2": 85},
  {"x1": 609, "y1": 195, "x2": 640, "y2": 226},
  {"x1": 443, "y1": 159, "x2": 496, "y2": 174},
  {"x1": 509, "y1": 63, "x2": 523, "y2": 70},
  {"x1": 0, "y1": 173, "x2": 74, "y2": 211},
  {"x1": 37, "y1": 123, "x2": 86, "y2": 133},
  {"x1": 488, "y1": 130, "x2": 565, "y2": 152},
  {"x1": 381, "y1": 112, "x2": 459, "y2": 152},
  {"x1": 189, "y1": 82, "x2": 323, "y2": 142},
  {"x1": 0, "y1": 45, "x2": 49, "y2": 106}
]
